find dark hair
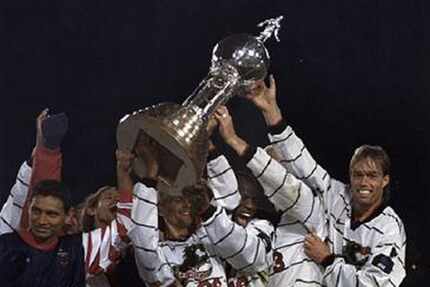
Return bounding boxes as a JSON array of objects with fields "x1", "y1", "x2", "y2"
[
  {"x1": 31, "y1": 180, "x2": 72, "y2": 212},
  {"x1": 350, "y1": 145, "x2": 391, "y2": 176},
  {"x1": 349, "y1": 145, "x2": 391, "y2": 203}
]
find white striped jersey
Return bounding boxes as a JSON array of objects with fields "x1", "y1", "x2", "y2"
[
  {"x1": 246, "y1": 147, "x2": 326, "y2": 287},
  {"x1": 209, "y1": 155, "x2": 274, "y2": 287},
  {"x1": 130, "y1": 155, "x2": 273, "y2": 287},
  {"x1": 0, "y1": 162, "x2": 31, "y2": 235},
  {"x1": 268, "y1": 124, "x2": 406, "y2": 287},
  {"x1": 0, "y1": 161, "x2": 135, "y2": 284}
]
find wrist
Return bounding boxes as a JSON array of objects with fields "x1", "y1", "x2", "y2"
[
  {"x1": 262, "y1": 107, "x2": 283, "y2": 126},
  {"x1": 320, "y1": 253, "x2": 336, "y2": 267},
  {"x1": 226, "y1": 136, "x2": 248, "y2": 156}
]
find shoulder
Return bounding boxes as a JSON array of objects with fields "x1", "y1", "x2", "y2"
[{"x1": 378, "y1": 207, "x2": 405, "y2": 235}]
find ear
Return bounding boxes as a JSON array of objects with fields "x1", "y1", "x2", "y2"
[{"x1": 382, "y1": 174, "x2": 390, "y2": 189}]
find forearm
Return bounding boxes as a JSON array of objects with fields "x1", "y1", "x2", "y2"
[
  {"x1": 203, "y1": 206, "x2": 272, "y2": 273},
  {"x1": 129, "y1": 182, "x2": 176, "y2": 286},
  {"x1": 207, "y1": 153, "x2": 241, "y2": 211}
]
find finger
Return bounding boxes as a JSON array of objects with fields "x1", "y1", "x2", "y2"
[{"x1": 269, "y1": 74, "x2": 276, "y2": 91}]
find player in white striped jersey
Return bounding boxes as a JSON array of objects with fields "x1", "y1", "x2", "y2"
[
  {"x1": 215, "y1": 105, "x2": 327, "y2": 287},
  {"x1": 129, "y1": 134, "x2": 273, "y2": 287},
  {"x1": 248, "y1": 76, "x2": 406, "y2": 286}
]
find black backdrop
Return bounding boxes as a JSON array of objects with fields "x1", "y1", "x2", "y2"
[{"x1": 1, "y1": 1, "x2": 429, "y2": 284}]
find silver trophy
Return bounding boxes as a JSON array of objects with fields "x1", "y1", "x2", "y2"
[{"x1": 117, "y1": 16, "x2": 284, "y2": 195}]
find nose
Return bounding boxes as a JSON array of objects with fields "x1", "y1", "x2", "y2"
[{"x1": 38, "y1": 213, "x2": 50, "y2": 225}]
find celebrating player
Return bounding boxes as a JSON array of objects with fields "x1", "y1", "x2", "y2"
[{"x1": 247, "y1": 76, "x2": 406, "y2": 286}]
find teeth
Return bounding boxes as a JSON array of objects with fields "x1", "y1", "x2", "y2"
[
  {"x1": 359, "y1": 189, "x2": 371, "y2": 195},
  {"x1": 240, "y1": 212, "x2": 252, "y2": 218}
]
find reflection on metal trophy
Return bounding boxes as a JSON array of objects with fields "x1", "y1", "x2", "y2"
[{"x1": 117, "y1": 16, "x2": 284, "y2": 195}]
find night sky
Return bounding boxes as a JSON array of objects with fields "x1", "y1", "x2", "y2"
[{"x1": 1, "y1": 1, "x2": 429, "y2": 284}]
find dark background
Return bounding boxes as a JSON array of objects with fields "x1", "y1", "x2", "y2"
[{"x1": 1, "y1": 0, "x2": 429, "y2": 284}]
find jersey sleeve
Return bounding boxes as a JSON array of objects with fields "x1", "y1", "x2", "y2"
[
  {"x1": 128, "y1": 182, "x2": 176, "y2": 286},
  {"x1": 323, "y1": 220, "x2": 406, "y2": 287},
  {"x1": 0, "y1": 162, "x2": 32, "y2": 235},
  {"x1": 246, "y1": 147, "x2": 324, "y2": 232},
  {"x1": 268, "y1": 124, "x2": 332, "y2": 194},
  {"x1": 203, "y1": 206, "x2": 274, "y2": 275},
  {"x1": 82, "y1": 184, "x2": 134, "y2": 278},
  {"x1": 206, "y1": 154, "x2": 241, "y2": 211}
]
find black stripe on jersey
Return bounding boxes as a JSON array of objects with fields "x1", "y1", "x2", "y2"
[
  {"x1": 224, "y1": 229, "x2": 248, "y2": 260},
  {"x1": 278, "y1": 193, "x2": 315, "y2": 227},
  {"x1": 322, "y1": 171, "x2": 329, "y2": 181},
  {"x1": 371, "y1": 274, "x2": 381, "y2": 287},
  {"x1": 388, "y1": 278, "x2": 396, "y2": 287},
  {"x1": 268, "y1": 171, "x2": 289, "y2": 199},
  {"x1": 297, "y1": 162, "x2": 318, "y2": 180},
  {"x1": 335, "y1": 265, "x2": 342, "y2": 287},
  {"x1": 133, "y1": 193, "x2": 157, "y2": 206},
  {"x1": 203, "y1": 207, "x2": 224, "y2": 226},
  {"x1": 17, "y1": 176, "x2": 29, "y2": 187},
  {"x1": 134, "y1": 244, "x2": 157, "y2": 254},
  {"x1": 275, "y1": 240, "x2": 304, "y2": 251},
  {"x1": 279, "y1": 181, "x2": 302, "y2": 214},
  {"x1": 362, "y1": 223, "x2": 384, "y2": 235},
  {"x1": 237, "y1": 237, "x2": 262, "y2": 272},
  {"x1": 214, "y1": 189, "x2": 239, "y2": 200},
  {"x1": 330, "y1": 212, "x2": 345, "y2": 226},
  {"x1": 302, "y1": 194, "x2": 316, "y2": 224},
  {"x1": 12, "y1": 202, "x2": 23, "y2": 209},
  {"x1": 271, "y1": 131, "x2": 294, "y2": 145},
  {"x1": 131, "y1": 218, "x2": 157, "y2": 229},
  {"x1": 382, "y1": 211, "x2": 403, "y2": 233},
  {"x1": 280, "y1": 145, "x2": 306, "y2": 163},
  {"x1": 295, "y1": 279, "x2": 325, "y2": 286},
  {"x1": 256, "y1": 157, "x2": 272, "y2": 179},
  {"x1": 208, "y1": 166, "x2": 232, "y2": 179},
  {"x1": 376, "y1": 242, "x2": 401, "y2": 251},
  {"x1": 0, "y1": 216, "x2": 16, "y2": 232},
  {"x1": 269, "y1": 258, "x2": 314, "y2": 276},
  {"x1": 213, "y1": 221, "x2": 236, "y2": 245}
]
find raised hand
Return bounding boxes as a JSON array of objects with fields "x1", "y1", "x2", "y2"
[
  {"x1": 35, "y1": 108, "x2": 49, "y2": 148},
  {"x1": 245, "y1": 75, "x2": 282, "y2": 126},
  {"x1": 116, "y1": 149, "x2": 135, "y2": 190},
  {"x1": 214, "y1": 106, "x2": 249, "y2": 156}
]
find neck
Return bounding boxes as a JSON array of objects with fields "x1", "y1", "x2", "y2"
[
  {"x1": 352, "y1": 199, "x2": 383, "y2": 222},
  {"x1": 164, "y1": 220, "x2": 190, "y2": 241},
  {"x1": 20, "y1": 229, "x2": 59, "y2": 251}
]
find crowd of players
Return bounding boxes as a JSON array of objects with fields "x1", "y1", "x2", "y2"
[{"x1": 0, "y1": 75, "x2": 406, "y2": 286}]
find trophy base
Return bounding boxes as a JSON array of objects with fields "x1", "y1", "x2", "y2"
[{"x1": 140, "y1": 114, "x2": 208, "y2": 196}]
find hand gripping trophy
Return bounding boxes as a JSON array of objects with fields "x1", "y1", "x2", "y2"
[{"x1": 117, "y1": 16, "x2": 284, "y2": 195}]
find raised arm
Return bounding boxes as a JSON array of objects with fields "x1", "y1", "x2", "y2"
[
  {"x1": 215, "y1": 106, "x2": 325, "y2": 234},
  {"x1": 202, "y1": 203, "x2": 274, "y2": 275},
  {"x1": 0, "y1": 109, "x2": 67, "y2": 234},
  {"x1": 246, "y1": 76, "x2": 334, "y2": 194},
  {"x1": 129, "y1": 181, "x2": 176, "y2": 286},
  {"x1": 206, "y1": 115, "x2": 241, "y2": 211},
  {"x1": 83, "y1": 150, "x2": 135, "y2": 278}
]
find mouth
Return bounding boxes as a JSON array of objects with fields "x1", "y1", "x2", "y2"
[
  {"x1": 357, "y1": 189, "x2": 371, "y2": 195},
  {"x1": 33, "y1": 226, "x2": 51, "y2": 234}
]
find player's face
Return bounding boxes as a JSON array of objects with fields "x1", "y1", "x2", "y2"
[
  {"x1": 234, "y1": 197, "x2": 257, "y2": 227},
  {"x1": 162, "y1": 196, "x2": 194, "y2": 229},
  {"x1": 29, "y1": 195, "x2": 66, "y2": 242},
  {"x1": 95, "y1": 188, "x2": 119, "y2": 226},
  {"x1": 350, "y1": 157, "x2": 389, "y2": 210}
]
